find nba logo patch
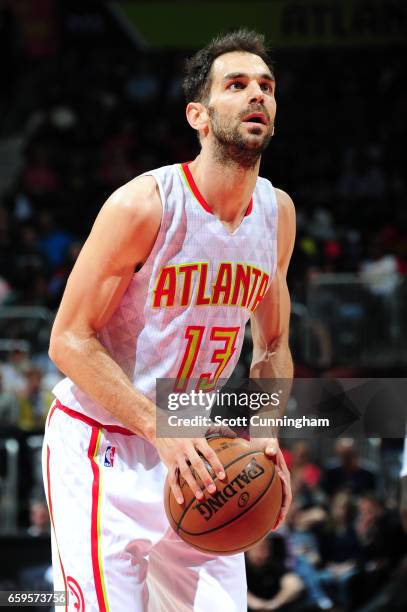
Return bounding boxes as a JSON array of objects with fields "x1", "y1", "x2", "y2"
[{"x1": 104, "y1": 446, "x2": 116, "y2": 467}]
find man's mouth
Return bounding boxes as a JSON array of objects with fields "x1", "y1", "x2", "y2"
[{"x1": 241, "y1": 112, "x2": 268, "y2": 125}]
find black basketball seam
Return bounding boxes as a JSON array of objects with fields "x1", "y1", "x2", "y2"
[
  {"x1": 187, "y1": 530, "x2": 271, "y2": 555},
  {"x1": 169, "y1": 448, "x2": 267, "y2": 531},
  {"x1": 177, "y1": 465, "x2": 277, "y2": 537}
]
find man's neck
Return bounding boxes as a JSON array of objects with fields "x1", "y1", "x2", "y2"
[{"x1": 188, "y1": 148, "x2": 260, "y2": 227}]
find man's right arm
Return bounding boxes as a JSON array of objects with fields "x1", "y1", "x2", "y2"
[
  {"x1": 49, "y1": 175, "x2": 162, "y2": 440},
  {"x1": 49, "y1": 176, "x2": 226, "y2": 504}
]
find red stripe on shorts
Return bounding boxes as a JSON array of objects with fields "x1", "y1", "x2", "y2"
[{"x1": 88, "y1": 426, "x2": 107, "y2": 612}]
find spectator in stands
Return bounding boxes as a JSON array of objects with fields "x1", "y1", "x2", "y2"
[
  {"x1": 354, "y1": 428, "x2": 407, "y2": 612},
  {"x1": 0, "y1": 370, "x2": 19, "y2": 426},
  {"x1": 351, "y1": 492, "x2": 406, "y2": 608},
  {"x1": 316, "y1": 491, "x2": 360, "y2": 610},
  {"x1": 349, "y1": 441, "x2": 407, "y2": 608},
  {"x1": 0, "y1": 346, "x2": 29, "y2": 394},
  {"x1": 285, "y1": 503, "x2": 333, "y2": 610},
  {"x1": 37, "y1": 210, "x2": 75, "y2": 270},
  {"x1": 18, "y1": 495, "x2": 52, "y2": 592},
  {"x1": 246, "y1": 536, "x2": 304, "y2": 611},
  {"x1": 356, "y1": 492, "x2": 405, "y2": 570},
  {"x1": 321, "y1": 439, "x2": 376, "y2": 498},
  {"x1": 47, "y1": 239, "x2": 82, "y2": 309},
  {"x1": 359, "y1": 237, "x2": 400, "y2": 298},
  {"x1": 287, "y1": 442, "x2": 327, "y2": 514},
  {"x1": 12, "y1": 224, "x2": 49, "y2": 305},
  {"x1": 22, "y1": 145, "x2": 60, "y2": 196},
  {"x1": 15, "y1": 223, "x2": 45, "y2": 271},
  {"x1": 355, "y1": 494, "x2": 384, "y2": 560},
  {"x1": 17, "y1": 364, "x2": 52, "y2": 430},
  {"x1": 27, "y1": 495, "x2": 50, "y2": 537},
  {"x1": 291, "y1": 442, "x2": 322, "y2": 492},
  {"x1": 354, "y1": 557, "x2": 407, "y2": 612}
]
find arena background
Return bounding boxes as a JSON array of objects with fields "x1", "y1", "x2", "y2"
[{"x1": 0, "y1": 0, "x2": 406, "y2": 610}]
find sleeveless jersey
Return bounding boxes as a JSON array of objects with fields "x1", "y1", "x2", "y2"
[{"x1": 53, "y1": 162, "x2": 278, "y2": 425}]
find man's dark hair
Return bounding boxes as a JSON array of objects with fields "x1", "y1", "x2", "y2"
[{"x1": 182, "y1": 29, "x2": 273, "y2": 104}]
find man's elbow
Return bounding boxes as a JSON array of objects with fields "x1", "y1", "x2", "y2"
[
  {"x1": 49, "y1": 327, "x2": 94, "y2": 371},
  {"x1": 48, "y1": 333, "x2": 66, "y2": 368},
  {"x1": 49, "y1": 330, "x2": 76, "y2": 370}
]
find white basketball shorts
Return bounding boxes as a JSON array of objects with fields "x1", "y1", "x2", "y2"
[{"x1": 42, "y1": 400, "x2": 247, "y2": 611}]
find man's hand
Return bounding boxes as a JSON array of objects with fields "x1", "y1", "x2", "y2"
[
  {"x1": 155, "y1": 437, "x2": 227, "y2": 504},
  {"x1": 250, "y1": 437, "x2": 292, "y2": 530}
]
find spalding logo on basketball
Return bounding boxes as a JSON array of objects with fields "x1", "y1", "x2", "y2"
[{"x1": 164, "y1": 437, "x2": 282, "y2": 555}]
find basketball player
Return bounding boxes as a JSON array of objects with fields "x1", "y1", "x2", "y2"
[{"x1": 43, "y1": 30, "x2": 294, "y2": 611}]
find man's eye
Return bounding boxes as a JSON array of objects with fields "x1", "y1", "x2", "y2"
[
  {"x1": 229, "y1": 82, "x2": 244, "y2": 90},
  {"x1": 261, "y1": 83, "x2": 273, "y2": 92}
]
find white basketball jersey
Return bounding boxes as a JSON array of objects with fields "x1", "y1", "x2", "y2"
[{"x1": 53, "y1": 162, "x2": 278, "y2": 425}]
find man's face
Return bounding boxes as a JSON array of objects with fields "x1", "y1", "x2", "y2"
[{"x1": 205, "y1": 51, "x2": 276, "y2": 166}]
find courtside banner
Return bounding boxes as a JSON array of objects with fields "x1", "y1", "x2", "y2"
[{"x1": 155, "y1": 378, "x2": 407, "y2": 438}]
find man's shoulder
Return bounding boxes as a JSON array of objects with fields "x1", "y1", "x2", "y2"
[
  {"x1": 274, "y1": 187, "x2": 295, "y2": 215},
  {"x1": 106, "y1": 172, "x2": 163, "y2": 222},
  {"x1": 257, "y1": 176, "x2": 295, "y2": 214}
]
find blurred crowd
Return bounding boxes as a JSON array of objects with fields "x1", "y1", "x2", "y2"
[
  {"x1": 246, "y1": 439, "x2": 407, "y2": 612},
  {"x1": 0, "y1": 38, "x2": 406, "y2": 308},
  {"x1": 0, "y1": 3, "x2": 406, "y2": 609}
]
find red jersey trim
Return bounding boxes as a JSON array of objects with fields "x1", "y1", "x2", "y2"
[
  {"x1": 181, "y1": 162, "x2": 253, "y2": 216},
  {"x1": 46, "y1": 401, "x2": 58, "y2": 427},
  {"x1": 54, "y1": 400, "x2": 136, "y2": 436}
]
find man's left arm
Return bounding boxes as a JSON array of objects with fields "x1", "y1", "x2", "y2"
[{"x1": 249, "y1": 188, "x2": 296, "y2": 530}]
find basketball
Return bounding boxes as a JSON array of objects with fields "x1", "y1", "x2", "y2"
[{"x1": 164, "y1": 436, "x2": 282, "y2": 555}]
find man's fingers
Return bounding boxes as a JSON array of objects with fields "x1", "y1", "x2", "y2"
[
  {"x1": 196, "y1": 439, "x2": 226, "y2": 482},
  {"x1": 278, "y1": 469, "x2": 292, "y2": 506},
  {"x1": 275, "y1": 448, "x2": 291, "y2": 483},
  {"x1": 168, "y1": 468, "x2": 184, "y2": 505},
  {"x1": 276, "y1": 447, "x2": 287, "y2": 467},
  {"x1": 170, "y1": 438, "x2": 227, "y2": 503},
  {"x1": 188, "y1": 448, "x2": 218, "y2": 495},
  {"x1": 265, "y1": 441, "x2": 278, "y2": 456},
  {"x1": 178, "y1": 456, "x2": 205, "y2": 501},
  {"x1": 273, "y1": 469, "x2": 291, "y2": 530},
  {"x1": 273, "y1": 513, "x2": 284, "y2": 531}
]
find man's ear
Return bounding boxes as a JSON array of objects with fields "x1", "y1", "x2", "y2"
[{"x1": 186, "y1": 102, "x2": 209, "y2": 139}]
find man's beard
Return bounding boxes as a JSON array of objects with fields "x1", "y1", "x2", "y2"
[{"x1": 208, "y1": 106, "x2": 273, "y2": 169}]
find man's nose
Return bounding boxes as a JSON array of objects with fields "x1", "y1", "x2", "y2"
[{"x1": 247, "y1": 81, "x2": 265, "y2": 104}]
